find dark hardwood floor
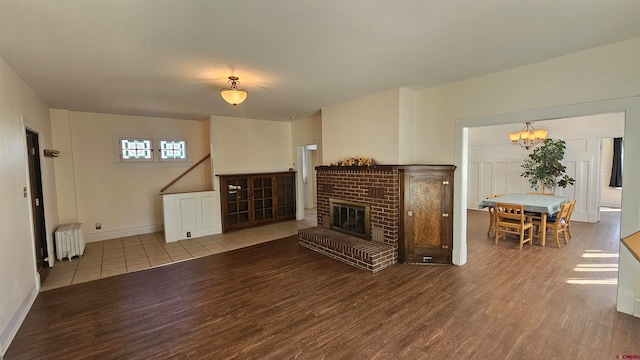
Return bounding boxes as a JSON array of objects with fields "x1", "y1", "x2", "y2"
[{"x1": 5, "y1": 209, "x2": 639, "y2": 359}]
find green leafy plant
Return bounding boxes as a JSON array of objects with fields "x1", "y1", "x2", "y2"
[{"x1": 521, "y1": 138, "x2": 576, "y2": 192}]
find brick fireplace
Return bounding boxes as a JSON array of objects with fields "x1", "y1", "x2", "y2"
[
  {"x1": 297, "y1": 165, "x2": 400, "y2": 271},
  {"x1": 316, "y1": 165, "x2": 400, "y2": 247}
]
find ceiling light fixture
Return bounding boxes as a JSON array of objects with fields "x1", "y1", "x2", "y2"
[
  {"x1": 509, "y1": 121, "x2": 548, "y2": 150},
  {"x1": 220, "y1": 76, "x2": 247, "y2": 106}
]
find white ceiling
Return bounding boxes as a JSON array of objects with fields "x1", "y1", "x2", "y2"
[{"x1": 1, "y1": 1, "x2": 640, "y2": 121}]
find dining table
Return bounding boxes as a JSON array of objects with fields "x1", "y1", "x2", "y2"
[{"x1": 478, "y1": 193, "x2": 568, "y2": 247}]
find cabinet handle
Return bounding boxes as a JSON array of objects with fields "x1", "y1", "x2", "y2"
[
  {"x1": 442, "y1": 213, "x2": 449, "y2": 218},
  {"x1": 407, "y1": 211, "x2": 413, "y2": 217},
  {"x1": 442, "y1": 180, "x2": 449, "y2": 185},
  {"x1": 441, "y1": 245, "x2": 449, "y2": 249}
]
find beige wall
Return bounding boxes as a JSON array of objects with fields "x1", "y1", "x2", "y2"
[
  {"x1": 398, "y1": 87, "x2": 417, "y2": 164},
  {"x1": 0, "y1": 56, "x2": 57, "y2": 355},
  {"x1": 291, "y1": 114, "x2": 322, "y2": 161},
  {"x1": 321, "y1": 87, "x2": 420, "y2": 165},
  {"x1": 212, "y1": 116, "x2": 293, "y2": 174},
  {"x1": 51, "y1": 110, "x2": 210, "y2": 242},
  {"x1": 322, "y1": 88, "x2": 400, "y2": 164}
]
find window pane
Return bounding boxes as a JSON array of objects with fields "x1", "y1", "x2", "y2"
[
  {"x1": 160, "y1": 140, "x2": 187, "y2": 159},
  {"x1": 121, "y1": 139, "x2": 152, "y2": 159}
]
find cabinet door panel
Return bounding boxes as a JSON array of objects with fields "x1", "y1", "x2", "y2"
[
  {"x1": 252, "y1": 176, "x2": 275, "y2": 224},
  {"x1": 223, "y1": 178, "x2": 251, "y2": 230},
  {"x1": 276, "y1": 174, "x2": 296, "y2": 219},
  {"x1": 412, "y1": 179, "x2": 443, "y2": 248},
  {"x1": 403, "y1": 169, "x2": 453, "y2": 264}
]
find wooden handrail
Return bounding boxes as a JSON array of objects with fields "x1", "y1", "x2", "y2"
[{"x1": 160, "y1": 154, "x2": 211, "y2": 193}]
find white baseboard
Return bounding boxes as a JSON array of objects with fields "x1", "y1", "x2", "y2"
[
  {"x1": 0, "y1": 283, "x2": 38, "y2": 357},
  {"x1": 85, "y1": 224, "x2": 163, "y2": 243},
  {"x1": 467, "y1": 201, "x2": 481, "y2": 210},
  {"x1": 600, "y1": 201, "x2": 622, "y2": 208}
]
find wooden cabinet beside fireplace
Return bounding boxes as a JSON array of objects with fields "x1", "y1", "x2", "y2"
[
  {"x1": 219, "y1": 171, "x2": 296, "y2": 232},
  {"x1": 399, "y1": 165, "x2": 455, "y2": 264}
]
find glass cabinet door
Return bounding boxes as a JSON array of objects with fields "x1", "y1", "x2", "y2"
[
  {"x1": 277, "y1": 174, "x2": 296, "y2": 218},
  {"x1": 220, "y1": 172, "x2": 296, "y2": 232},
  {"x1": 225, "y1": 178, "x2": 250, "y2": 225},
  {"x1": 253, "y1": 176, "x2": 274, "y2": 222}
]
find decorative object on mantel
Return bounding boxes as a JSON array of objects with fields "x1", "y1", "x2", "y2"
[
  {"x1": 509, "y1": 121, "x2": 548, "y2": 150},
  {"x1": 330, "y1": 156, "x2": 378, "y2": 169},
  {"x1": 220, "y1": 76, "x2": 248, "y2": 105},
  {"x1": 521, "y1": 138, "x2": 575, "y2": 193}
]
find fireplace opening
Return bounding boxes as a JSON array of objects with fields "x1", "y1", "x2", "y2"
[{"x1": 329, "y1": 199, "x2": 371, "y2": 240}]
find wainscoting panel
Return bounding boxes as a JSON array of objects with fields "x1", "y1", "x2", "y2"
[
  {"x1": 578, "y1": 159, "x2": 593, "y2": 221},
  {"x1": 163, "y1": 190, "x2": 217, "y2": 242},
  {"x1": 495, "y1": 161, "x2": 507, "y2": 195},
  {"x1": 180, "y1": 198, "x2": 198, "y2": 230},
  {"x1": 506, "y1": 161, "x2": 527, "y2": 194},
  {"x1": 480, "y1": 162, "x2": 493, "y2": 200}
]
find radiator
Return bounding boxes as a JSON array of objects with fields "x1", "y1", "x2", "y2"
[{"x1": 54, "y1": 223, "x2": 85, "y2": 261}]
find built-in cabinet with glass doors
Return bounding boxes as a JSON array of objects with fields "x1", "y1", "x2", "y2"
[{"x1": 219, "y1": 171, "x2": 296, "y2": 232}]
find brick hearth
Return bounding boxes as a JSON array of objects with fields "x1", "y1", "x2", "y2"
[{"x1": 298, "y1": 227, "x2": 396, "y2": 272}]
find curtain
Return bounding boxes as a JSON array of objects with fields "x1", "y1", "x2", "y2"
[{"x1": 609, "y1": 137, "x2": 623, "y2": 188}]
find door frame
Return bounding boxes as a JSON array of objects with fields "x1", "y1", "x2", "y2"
[
  {"x1": 294, "y1": 139, "x2": 322, "y2": 220},
  {"x1": 453, "y1": 96, "x2": 640, "y2": 315},
  {"x1": 25, "y1": 127, "x2": 48, "y2": 271}
]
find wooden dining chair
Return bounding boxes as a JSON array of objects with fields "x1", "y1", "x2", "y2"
[
  {"x1": 486, "y1": 195, "x2": 496, "y2": 237},
  {"x1": 565, "y1": 199, "x2": 576, "y2": 239},
  {"x1": 486, "y1": 194, "x2": 506, "y2": 237},
  {"x1": 530, "y1": 201, "x2": 571, "y2": 248},
  {"x1": 527, "y1": 191, "x2": 555, "y2": 196},
  {"x1": 494, "y1": 203, "x2": 533, "y2": 249},
  {"x1": 527, "y1": 192, "x2": 554, "y2": 196}
]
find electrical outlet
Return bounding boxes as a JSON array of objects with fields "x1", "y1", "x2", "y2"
[
  {"x1": 187, "y1": 231, "x2": 191, "y2": 238},
  {"x1": 95, "y1": 223, "x2": 102, "y2": 230}
]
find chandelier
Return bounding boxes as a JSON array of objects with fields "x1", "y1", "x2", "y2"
[
  {"x1": 509, "y1": 122, "x2": 547, "y2": 150},
  {"x1": 220, "y1": 76, "x2": 248, "y2": 106}
]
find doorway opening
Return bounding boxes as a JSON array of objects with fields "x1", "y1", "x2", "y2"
[
  {"x1": 599, "y1": 137, "x2": 623, "y2": 218},
  {"x1": 466, "y1": 113, "x2": 624, "y2": 224},
  {"x1": 454, "y1": 97, "x2": 638, "y2": 270},
  {"x1": 302, "y1": 144, "x2": 318, "y2": 209},
  {"x1": 26, "y1": 128, "x2": 49, "y2": 277}
]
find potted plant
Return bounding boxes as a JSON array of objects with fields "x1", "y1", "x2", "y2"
[{"x1": 521, "y1": 138, "x2": 575, "y2": 193}]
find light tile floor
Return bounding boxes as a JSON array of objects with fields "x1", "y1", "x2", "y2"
[{"x1": 41, "y1": 209, "x2": 317, "y2": 291}]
